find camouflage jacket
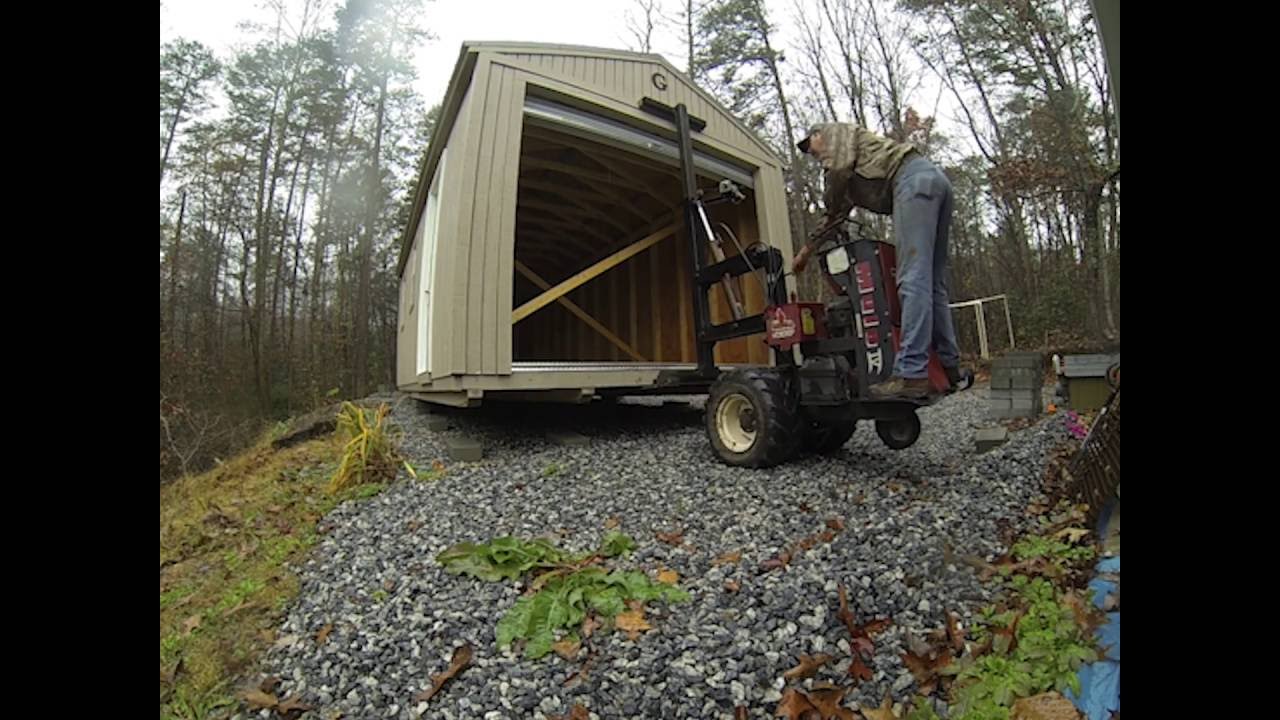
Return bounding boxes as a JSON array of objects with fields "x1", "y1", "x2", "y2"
[{"x1": 808, "y1": 123, "x2": 917, "y2": 219}]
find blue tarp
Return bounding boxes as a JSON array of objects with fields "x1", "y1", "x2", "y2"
[{"x1": 1065, "y1": 521, "x2": 1120, "y2": 719}]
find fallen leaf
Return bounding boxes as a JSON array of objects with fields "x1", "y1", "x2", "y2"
[
  {"x1": 656, "y1": 529, "x2": 684, "y2": 545},
  {"x1": 1010, "y1": 692, "x2": 1080, "y2": 720},
  {"x1": 860, "y1": 696, "x2": 900, "y2": 720},
  {"x1": 724, "y1": 580, "x2": 741, "y2": 593},
  {"x1": 267, "y1": 504, "x2": 285, "y2": 514},
  {"x1": 826, "y1": 517, "x2": 845, "y2": 531},
  {"x1": 902, "y1": 648, "x2": 952, "y2": 693},
  {"x1": 848, "y1": 655, "x2": 873, "y2": 682},
  {"x1": 581, "y1": 614, "x2": 601, "y2": 639},
  {"x1": 383, "y1": 579, "x2": 396, "y2": 592},
  {"x1": 798, "y1": 502, "x2": 813, "y2": 513},
  {"x1": 406, "y1": 520, "x2": 422, "y2": 531},
  {"x1": 807, "y1": 684, "x2": 858, "y2": 719},
  {"x1": 277, "y1": 695, "x2": 314, "y2": 718},
  {"x1": 548, "y1": 704, "x2": 590, "y2": 720},
  {"x1": 414, "y1": 643, "x2": 473, "y2": 703},
  {"x1": 616, "y1": 609, "x2": 652, "y2": 640},
  {"x1": 315, "y1": 623, "x2": 333, "y2": 645},
  {"x1": 714, "y1": 550, "x2": 742, "y2": 565},
  {"x1": 837, "y1": 585, "x2": 890, "y2": 659},
  {"x1": 735, "y1": 706, "x2": 749, "y2": 720},
  {"x1": 657, "y1": 568, "x2": 679, "y2": 585},
  {"x1": 181, "y1": 614, "x2": 202, "y2": 636},
  {"x1": 241, "y1": 689, "x2": 278, "y2": 710},
  {"x1": 775, "y1": 687, "x2": 818, "y2": 719},
  {"x1": 1053, "y1": 527, "x2": 1091, "y2": 544},
  {"x1": 432, "y1": 459, "x2": 445, "y2": 473},
  {"x1": 783, "y1": 653, "x2": 834, "y2": 681},
  {"x1": 553, "y1": 638, "x2": 582, "y2": 660},
  {"x1": 761, "y1": 559, "x2": 787, "y2": 572},
  {"x1": 945, "y1": 611, "x2": 966, "y2": 654},
  {"x1": 887, "y1": 482, "x2": 904, "y2": 493},
  {"x1": 258, "y1": 676, "x2": 282, "y2": 694},
  {"x1": 604, "y1": 516, "x2": 620, "y2": 529}
]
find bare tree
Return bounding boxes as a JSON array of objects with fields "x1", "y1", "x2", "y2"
[{"x1": 624, "y1": 0, "x2": 663, "y2": 53}]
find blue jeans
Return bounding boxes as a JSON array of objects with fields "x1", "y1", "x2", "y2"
[{"x1": 891, "y1": 156, "x2": 961, "y2": 378}]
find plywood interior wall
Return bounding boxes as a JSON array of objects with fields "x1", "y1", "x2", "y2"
[{"x1": 511, "y1": 123, "x2": 771, "y2": 366}]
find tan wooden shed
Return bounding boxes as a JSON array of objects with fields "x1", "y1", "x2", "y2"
[{"x1": 395, "y1": 41, "x2": 796, "y2": 406}]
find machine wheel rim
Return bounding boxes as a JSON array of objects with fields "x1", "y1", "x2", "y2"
[
  {"x1": 884, "y1": 419, "x2": 913, "y2": 444},
  {"x1": 716, "y1": 393, "x2": 757, "y2": 453}
]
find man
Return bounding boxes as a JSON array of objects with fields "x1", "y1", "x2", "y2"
[{"x1": 792, "y1": 123, "x2": 964, "y2": 400}]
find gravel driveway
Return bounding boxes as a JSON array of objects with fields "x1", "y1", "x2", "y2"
[{"x1": 254, "y1": 386, "x2": 1066, "y2": 719}]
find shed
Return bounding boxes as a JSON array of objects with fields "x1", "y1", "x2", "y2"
[{"x1": 396, "y1": 42, "x2": 796, "y2": 406}]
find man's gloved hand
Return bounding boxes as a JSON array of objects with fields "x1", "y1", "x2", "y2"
[{"x1": 792, "y1": 243, "x2": 814, "y2": 273}]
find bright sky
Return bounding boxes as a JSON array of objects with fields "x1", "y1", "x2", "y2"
[
  {"x1": 159, "y1": 0, "x2": 966, "y2": 157},
  {"x1": 160, "y1": 0, "x2": 688, "y2": 113}
]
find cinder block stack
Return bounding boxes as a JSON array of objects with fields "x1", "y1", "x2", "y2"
[{"x1": 990, "y1": 352, "x2": 1044, "y2": 419}]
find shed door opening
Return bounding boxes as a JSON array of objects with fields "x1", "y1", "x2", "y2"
[
  {"x1": 511, "y1": 104, "x2": 772, "y2": 368},
  {"x1": 418, "y1": 149, "x2": 446, "y2": 376}
]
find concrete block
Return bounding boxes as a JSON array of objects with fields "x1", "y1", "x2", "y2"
[
  {"x1": 989, "y1": 397, "x2": 1012, "y2": 412},
  {"x1": 975, "y1": 426, "x2": 1009, "y2": 453},
  {"x1": 998, "y1": 352, "x2": 1044, "y2": 369},
  {"x1": 547, "y1": 431, "x2": 589, "y2": 447},
  {"x1": 1011, "y1": 373, "x2": 1041, "y2": 390},
  {"x1": 446, "y1": 435, "x2": 483, "y2": 462},
  {"x1": 424, "y1": 416, "x2": 450, "y2": 432},
  {"x1": 1011, "y1": 395, "x2": 1041, "y2": 413},
  {"x1": 989, "y1": 388, "x2": 1013, "y2": 401},
  {"x1": 990, "y1": 373, "x2": 1012, "y2": 389}
]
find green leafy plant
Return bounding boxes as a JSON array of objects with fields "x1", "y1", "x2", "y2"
[
  {"x1": 438, "y1": 536, "x2": 572, "y2": 582},
  {"x1": 946, "y1": 576, "x2": 1099, "y2": 720},
  {"x1": 437, "y1": 532, "x2": 685, "y2": 659},
  {"x1": 542, "y1": 462, "x2": 561, "y2": 477},
  {"x1": 497, "y1": 567, "x2": 688, "y2": 658},
  {"x1": 906, "y1": 696, "x2": 943, "y2": 720}
]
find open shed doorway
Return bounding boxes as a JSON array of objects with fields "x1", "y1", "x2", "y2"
[{"x1": 510, "y1": 103, "x2": 773, "y2": 369}]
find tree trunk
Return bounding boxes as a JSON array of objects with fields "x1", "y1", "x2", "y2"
[
  {"x1": 167, "y1": 190, "x2": 188, "y2": 353},
  {"x1": 356, "y1": 71, "x2": 390, "y2": 399},
  {"x1": 160, "y1": 80, "x2": 191, "y2": 186}
]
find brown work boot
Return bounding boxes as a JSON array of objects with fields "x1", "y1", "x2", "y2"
[{"x1": 869, "y1": 376, "x2": 931, "y2": 400}]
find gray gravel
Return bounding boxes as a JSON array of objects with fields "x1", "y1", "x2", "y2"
[{"x1": 253, "y1": 386, "x2": 1069, "y2": 719}]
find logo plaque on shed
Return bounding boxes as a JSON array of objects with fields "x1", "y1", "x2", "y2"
[{"x1": 651, "y1": 72, "x2": 668, "y2": 91}]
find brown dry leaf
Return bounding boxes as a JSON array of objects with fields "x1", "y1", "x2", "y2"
[
  {"x1": 548, "y1": 704, "x2": 590, "y2": 720},
  {"x1": 860, "y1": 696, "x2": 901, "y2": 720},
  {"x1": 714, "y1": 550, "x2": 743, "y2": 566},
  {"x1": 383, "y1": 579, "x2": 396, "y2": 592},
  {"x1": 277, "y1": 695, "x2": 314, "y2": 718},
  {"x1": 724, "y1": 580, "x2": 741, "y2": 594},
  {"x1": 241, "y1": 689, "x2": 279, "y2": 710},
  {"x1": 414, "y1": 643, "x2": 474, "y2": 703},
  {"x1": 656, "y1": 529, "x2": 685, "y2": 545},
  {"x1": 887, "y1": 482, "x2": 904, "y2": 493},
  {"x1": 259, "y1": 676, "x2": 282, "y2": 694},
  {"x1": 816, "y1": 530, "x2": 836, "y2": 544},
  {"x1": 775, "y1": 687, "x2": 818, "y2": 719},
  {"x1": 581, "y1": 615, "x2": 602, "y2": 639},
  {"x1": 657, "y1": 568, "x2": 679, "y2": 585},
  {"x1": 761, "y1": 558, "x2": 787, "y2": 572},
  {"x1": 735, "y1": 706, "x2": 749, "y2": 720},
  {"x1": 783, "y1": 653, "x2": 834, "y2": 681},
  {"x1": 432, "y1": 459, "x2": 445, "y2": 473},
  {"x1": 902, "y1": 648, "x2": 953, "y2": 689},
  {"x1": 1053, "y1": 527, "x2": 1091, "y2": 544},
  {"x1": 604, "y1": 516, "x2": 620, "y2": 529},
  {"x1": 1010, "y1": 692, "x2": 1081, "y2": 720},
  {"x1": 945, "y1": 611, "x2": 966, "y2": 654},
  {"x1": 848, "y1": 655, "x2": 873, "y2": 682},
  {"x1": 553, "y1": 638, "x2": 582, "y2": 660},
  {"x1": 616, "y1": 609, "x2": 652, "y2": 640},
  {"x1": 807, "y1": 684, "x2": 857, "y2": 719},
  {"x1": 826, "y1": 517, "x2": 845, "y2": 531},
  {"x1": 316, "y1": 623, "x2": 334, "y2": 645},
  {"x1": 181, "y1": 614, "x2": 202, "y2": 636}
]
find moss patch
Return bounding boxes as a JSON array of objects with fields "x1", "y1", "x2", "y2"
[{"x1": 159, "y1": 428, "x2": 391, "y2": 719}]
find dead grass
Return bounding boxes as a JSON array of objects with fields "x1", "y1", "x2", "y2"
[{"x1": 159, "y1": 427, "x2": 386, "y2": 719}]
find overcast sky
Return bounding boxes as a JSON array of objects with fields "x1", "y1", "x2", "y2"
[
  {"x1": 160, "y1": 0, "x2": 965, "y2": 158},
  {"x1": 160, "y1": 0, "x2": 693, "y2": 113}
]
